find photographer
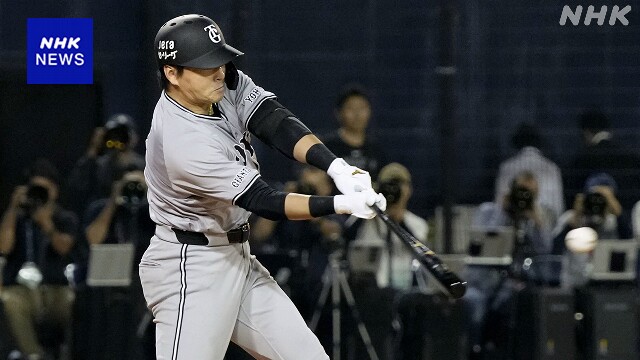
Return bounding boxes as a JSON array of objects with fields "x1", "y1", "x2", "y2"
[
  {"x1": 66, "y1": 114, "x2": 145, "y2": 216},
  {"x1": 0, "y1": 159, "x2": 78, "y2": 360},
  {"x1": 84, "y1": 169, "x2": 154, "y2": 259},
  {"x1": 349, "y1": 163, "x2": 428, "y2": 360},
  {"x1": 465, "y1": 171, "x2": 556, "y2": 359},
  {"x1": 351, "y1": 162, "x2": 428, "y2": 290},
  {"x1": 551, "y1": 173, "x2": 632, "y2": 287},
  {"x1": 78, "y1": 169, "x2": 155, "y2": 359},
  {"x1": 553, "y1": 172, "x2": 631, "y2": 250}
]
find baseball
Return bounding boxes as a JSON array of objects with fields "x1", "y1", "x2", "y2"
[{"x1": 565, "y1": 227, "x2": 598, "y2": 253}]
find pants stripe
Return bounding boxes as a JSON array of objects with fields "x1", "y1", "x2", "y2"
[{"x1": 171, "y1": 244, "x2": 188, "y2": 360}]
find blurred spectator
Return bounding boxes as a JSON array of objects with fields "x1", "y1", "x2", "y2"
[
  {"x1": 0, "y1": 159, "x2": 78, "y2": 360},
  {"x1": 322, "y1": 84, "x2": 388, "y2": 180},
  {"x1": 351, "y1": 162, "x2": 428, "y2": 290},
  {"x1": 465, "y1": 171, "x2": 556, "y2": 359},
  {"x1": 495, "y1": 122, "x2": 564, "y2": 219},
  {"x1": 551, "y1": 173, "x2": 633, "y2": 287},
  {"x1": 633, "y1": 200, "x2": 640, "y2": 241},
  {"x1": 567, "y1": 109, "x2": 640, "y2": 211},
  {"x1": 349, "y1": 162, "x2": 428, "y2": 360},
  {"x1": 66, "y1": 114, "x2": 145, "y2": 216},
  {"x1": 75, "y1": 168, "x2": 155, "y2": 360},
  {"x1": 84, "y1": 169, "x2": 154, "y2": 263}
]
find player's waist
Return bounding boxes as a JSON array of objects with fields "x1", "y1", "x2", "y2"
[{"x1": 155, "y1": 223, "x2": 250, "y2": 247}]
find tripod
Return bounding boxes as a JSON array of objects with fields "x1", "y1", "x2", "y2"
[{"x1": 309, "y1": 252, "x2": 379, "y2": 360}]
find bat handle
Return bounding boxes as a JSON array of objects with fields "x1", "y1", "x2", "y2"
[{"x1": 372, "y1": 204, "x2": 385, "y2": 216}]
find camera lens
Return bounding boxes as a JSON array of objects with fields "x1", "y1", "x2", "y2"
[
  {"x1": 104, "y1": 125, "x2": 130, "y2": 151},
  {"x1": 379, "y1": 178, "x2": 403, "y2": 206},
  {"x1": 584, "y1": 192, "x2": 606, "y2": 216},
  {"x1": 510, "y1": 186, "x2": 533, "y2": 212},
  {"x1": 21, "y1": 185, "x2": 49, "y2": 213},
  {"x1": 120, "y1": 180, "x2": 146, "y2": 206}
]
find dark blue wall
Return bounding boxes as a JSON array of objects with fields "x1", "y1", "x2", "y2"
[{"x1": 1, "y1": 0, "x2": 639, "y2": 217}]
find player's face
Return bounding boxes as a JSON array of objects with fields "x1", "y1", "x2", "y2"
[
  {"x1": 338, "y1": 95, "x2": 371, "y2": 132},
  {"x1": 166, "y1": 65, "x2": 226, "y2": 114}
]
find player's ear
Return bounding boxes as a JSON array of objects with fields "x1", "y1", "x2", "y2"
[{"x1": 164, "y1": 65, "x2": 180, "y2": 86}]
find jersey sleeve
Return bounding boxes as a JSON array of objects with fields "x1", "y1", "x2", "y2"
[
  {"x1": 165, "y1": 133, "x2": 261, "y2": 205},
  {"x1": 229, "y1": 70, "x2": 276, "y2": 132}
]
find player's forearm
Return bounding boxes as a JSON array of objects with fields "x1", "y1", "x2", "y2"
[
  {"x1": 236, "y1": 178, "x2": 335, "y2": 220},
  {"x1": 296, "y1": 135, "x2": 338, "y2": 171},
  {"x1": 284, "y1": 194, "x2": 335, "y2": 220},
  {"x1": 292, "y1": 134, "x2": 322, "y2": 163}
]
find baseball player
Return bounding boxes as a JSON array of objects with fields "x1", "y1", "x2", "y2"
[{"x1": 140, "y1": 14, "x2": 387, "y2": 360}]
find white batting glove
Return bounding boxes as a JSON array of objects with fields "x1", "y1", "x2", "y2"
[
  {"x1": 334, "y1": 189, "x2": 387, "y2": 219},
  {"x1": 327, "y1": 158, "x2": 373, "y2": 194}
]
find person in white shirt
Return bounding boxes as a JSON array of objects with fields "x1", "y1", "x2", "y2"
[
  {"x1": 495, "y1": 122, "x2": 564, "y2": 219},
  {"x1": 351, "y1": 162, "x2": 428, "y2": 290},
  {"x1": 348, "y1": 162, "x2": 428, "y2": 360}
]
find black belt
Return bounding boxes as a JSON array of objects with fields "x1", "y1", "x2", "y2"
[{"x1": 172, "y1": 223, "x2": 250, "y2": 246}]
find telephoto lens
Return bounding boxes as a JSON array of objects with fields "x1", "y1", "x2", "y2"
[{"x1": 120, "y1": 180, "x2": 147, "y2": 207}]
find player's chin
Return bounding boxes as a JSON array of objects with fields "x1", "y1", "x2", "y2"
[{"x1": 210, "y1": 85, "x2": 225, "y2": 103}]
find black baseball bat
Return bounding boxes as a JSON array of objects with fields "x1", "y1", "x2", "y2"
[{"x1": 372, "y1": 205, "x2": 467, "y2": 299}]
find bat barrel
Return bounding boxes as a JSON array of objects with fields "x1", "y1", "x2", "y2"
[
  {"x1": 421, "y1": 258, "x2": 467, "y2": 299},
  {"x1": 372, "y1": 205, "x2": 467, "y2": 299}
]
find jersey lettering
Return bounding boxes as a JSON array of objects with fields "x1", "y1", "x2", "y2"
[
  {"x1": 243, "y1": 87, "x2": 263, "y2": 104},
  {"x1": 231, "y1": 167, "x2": 250, "y2": 188}
]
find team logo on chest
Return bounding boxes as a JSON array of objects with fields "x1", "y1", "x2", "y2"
[
  {"x1": 234, "y1": 133, "x2": 258, "y2": 167},
  {"x1": 204, "y1": 25, "x2": 222, "y2": 43}
]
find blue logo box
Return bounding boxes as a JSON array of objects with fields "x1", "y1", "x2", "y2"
[{"x1": 27, "y1": 18, "x2": 93, "y2": 84}]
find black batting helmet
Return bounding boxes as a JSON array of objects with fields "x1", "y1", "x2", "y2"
[{"x1": 155, "y1": 14, "x2": 243, "y2": 89}]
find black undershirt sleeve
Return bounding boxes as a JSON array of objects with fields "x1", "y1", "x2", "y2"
[
  {"x1": 247, "y1": 98, "x2": 311, "y2": 160},
  {"x1": 235, "y1": 178, "x2": 288, "y2": 220},
  {"x1": 247, "y1": 98, "x2": 338, "y2": 171},
  {"x1": 235, "y1": 178, "x2": 335, "y2": 220}
]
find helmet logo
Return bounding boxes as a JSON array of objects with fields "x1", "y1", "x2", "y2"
[{"x1": 204, "y1": 25, "x2": 222, "y2": 43}]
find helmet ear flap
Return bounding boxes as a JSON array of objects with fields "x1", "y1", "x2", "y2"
[{"x1": 225, "y1": 62, "x2": 239, "y2": 90}]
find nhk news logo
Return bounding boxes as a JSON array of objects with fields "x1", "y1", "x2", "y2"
[{"x1": 27, "y1": 18, "x2": 93, "y2": 84}]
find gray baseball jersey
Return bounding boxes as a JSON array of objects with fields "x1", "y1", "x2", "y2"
[
  {"x1": 145, "y1": 70, "x2": 274, "y2": 236},
  {"x1": 140, "y1": 70, "x2": 328, "y2": 360}
]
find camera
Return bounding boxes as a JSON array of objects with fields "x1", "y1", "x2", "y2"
[
  {"x1": 378, "y1": 178, "x2": 403, "y2": 206},
  {"x1": 509, "y1": 185, "x2": 534, "y2": 213},
  {"x1": 104, "y1": 124, "x2": 131, "y2": 151},
  {"x1": 20, "y1": 184, "x2": 49, "y2": 214},
  {"x1": 583, "y1": 192, "x2": 607, "y2": 217},
  {"x1": 296, "y1": 182, "x2": 318, "y2": 196},
  {"x1": 120, "y1": 179, "x2": 147, "y2": 207}
]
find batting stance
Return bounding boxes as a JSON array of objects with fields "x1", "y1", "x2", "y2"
[{"x1": 141, "y1": 14, "x2": 387, "y2": 360}]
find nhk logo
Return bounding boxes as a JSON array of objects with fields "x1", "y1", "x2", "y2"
[
  {"x1": 27, "y1": 18, "x2": 93, "y2": 84},
  {"x1": 560, "y1": 5, "x2": 631, "y2": 26},
  {"x1": 36, "y1": 37, "x2": 85, "y2": 66}
]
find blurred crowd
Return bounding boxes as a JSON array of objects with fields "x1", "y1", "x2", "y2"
[{"x1": 1, "y1": 85, "x2": 640, "y2": 360}]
